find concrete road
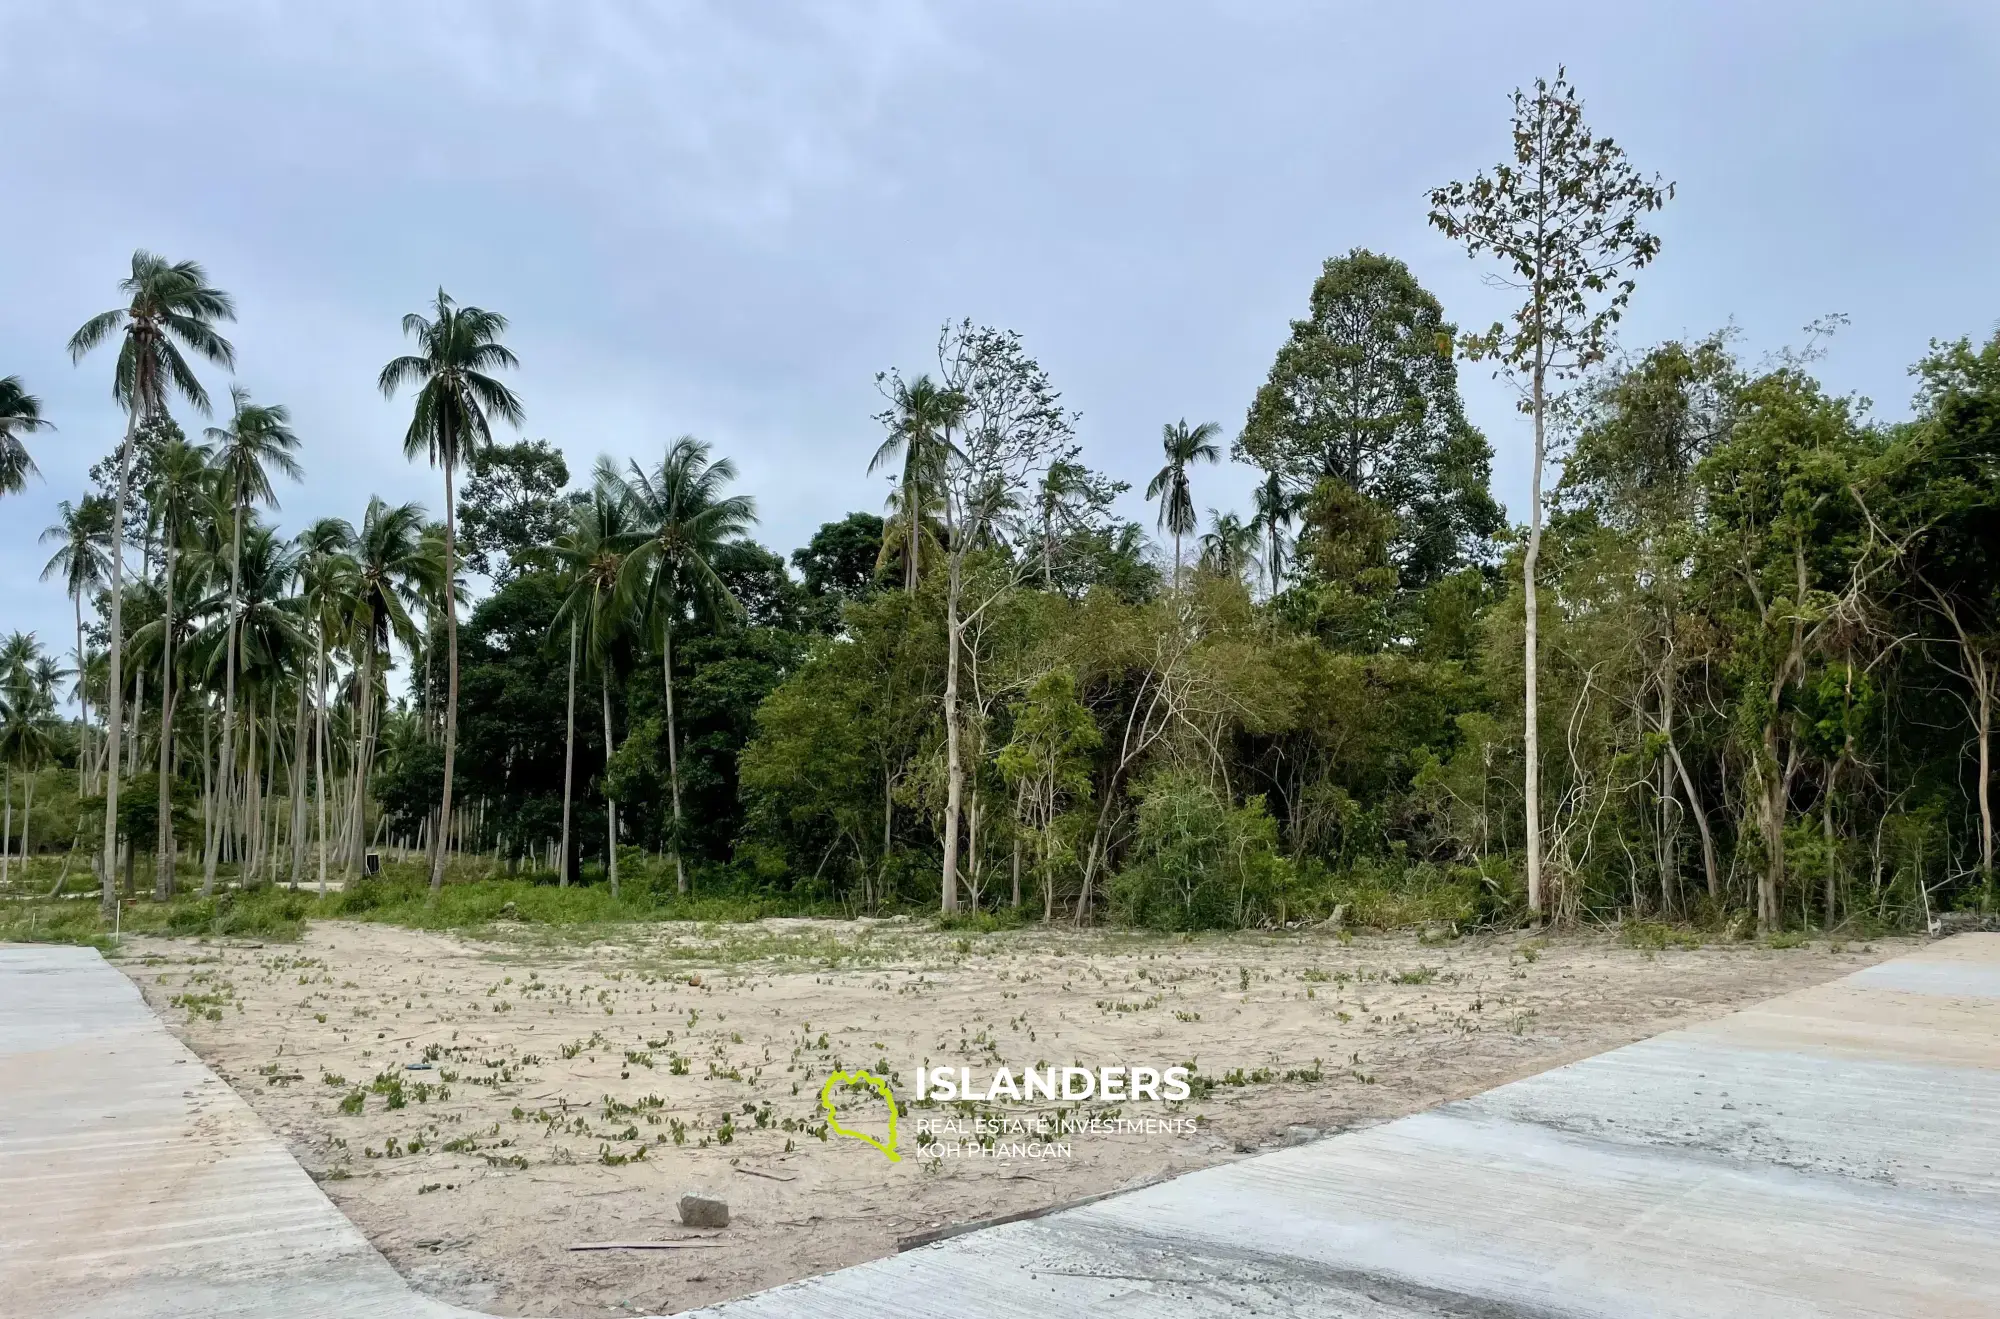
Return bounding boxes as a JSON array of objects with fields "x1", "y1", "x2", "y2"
[{"x1": 4, "y1": 937, "x2": 1997, "y2": 1317}]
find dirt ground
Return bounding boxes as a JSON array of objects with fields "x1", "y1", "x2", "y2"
[{"x1": 118, "y1": 919, "x2": 1905, "y2": 1317}]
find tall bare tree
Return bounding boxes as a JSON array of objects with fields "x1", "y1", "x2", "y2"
[{"x1": 1428, "y1": 70, "x2": 1672, "y2": 918}]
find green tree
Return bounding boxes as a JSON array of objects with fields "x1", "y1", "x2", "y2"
[
  {"x1": 137, "y1": 435, "x2": 212, "y2": 896},
  {"x1": 379, "y1": 290, "x2": 524, "y2": 893},
  {"x1": 1237, "y1": 250, "x2": 1500, "y2": 584},
  {"x1": 39, "y1": 496, "x2": 113, "y2": 786},
  {"x1": 1427, "y1": 70, "x2": 1673, "y2": 917},
  {"x1": 68, "y1": 251, "x2": 236, "y2": 917},
  {"x1": 1146, "y1": 419, "x2": 1220, "y2": 592},
  {"x1": 614, "y1": 436, "x2": 757, "y2": 893},
  {"x1": 460, "y1": 438, "x2": 573, "y2": 581},
  {"x1": 552, "y1": 487, "x2": 634, "y2": 894},
  {"x1": 997, "y1": 670, "x2": 1099, "y2": 919},
  {"x1": 344, "y1": 498, "x2": 431, "y2": 877},
  {"x1": 1251, "y1": 472, "x2": 1292, "y2": 598},
  {"x1": 870, "y1": 375, "x2": 963, "y2": 591},
  {"x1": 200, "y1": 387, "x2": 303, "y2": 894},
  {"x1": 0, "y1": 376, "x2": 53, "y2": 496},
  {"x1": 793, "y1": 512, "x2": 885, "y2": 605}
]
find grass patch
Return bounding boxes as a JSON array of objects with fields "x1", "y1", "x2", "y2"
[{"x1": 1620, "y1": 920, "x2": 1704, "y2": 951}]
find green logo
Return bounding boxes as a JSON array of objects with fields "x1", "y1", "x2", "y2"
[{"x1": 819, "y1": 1069, "x2": 900, "y2": 1162}]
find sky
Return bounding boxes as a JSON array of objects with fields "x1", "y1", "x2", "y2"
[{"x1": 4, "y1": 0, "x2": 1999, "y2": 660}]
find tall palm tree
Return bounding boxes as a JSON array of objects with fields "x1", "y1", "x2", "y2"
[
  {"x1": 0, "y1": 376, "x2": 54, "y2": 496},
  {"x1": 68, "y1": 251, "x2": 236, "y2": 917},
  {"x1": 379, "y1": 290, "x2": 523, "y2": 894},
  {"x1": 344, "y1": 498, "x2": 431, "y2": 878},
  {"x1": 614, "y1": 437, "x2": 756, "y2": 893},
  {"x1": 295, "y1": 518, "x2": 356, "y2": 894},
  {"x1": 870, "y1": 375, "x2": 963, "y2": 591},
  {"x1": 1146, "y1": 419, "x2": 1221, "y2": 592},
  {"x1": 552, "y1": 488, "x2": 633, "y2": 896},
  {"x1": 201, "y1": 387, "x2": 302, "y2": 894},
  {"x1": 39, "y1": 497, "x2": 113, "y2": 787},
  {"x1": 138, "y1": 437, "x2": 211, "y2": 896},
  {"x1": 1251, "y1": 471, "x2": 1292, "y2": 598}
]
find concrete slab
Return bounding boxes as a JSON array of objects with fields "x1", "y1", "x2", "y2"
[
  {"x1": 0, "y1": 944, "x2": 480, "y2": 1319},
  {"x1": 4, "y1": 936, "x2": 1998, "y2": 1318}
]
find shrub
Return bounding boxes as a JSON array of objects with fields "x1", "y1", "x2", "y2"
[{"x1": 1111, "y1": 772, "x2": 1296, "y2": 930}]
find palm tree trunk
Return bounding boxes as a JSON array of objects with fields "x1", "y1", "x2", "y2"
[
  {"x1": 559, "y1": 620, "x2": 576, "y2": 888},
  {"x1": 203, "y1": 503, "x2": 245, "y2": 896},
  {"x1": 156, "y1": 534, "x2": 178, "y2": 899},
  {"x1": 662, "y1": 617, "x2": 687, "y2": 894},
  {"x1": 289, "y1": 667, "x2": 308, "y2": 888},
  {"x1": 73, "y1": 593, "x2": 91, "y2": 795},
  {"x1": 431, "y1": 457, "x2": 459, "y2": 895},
  {"x1": 19, "y1": 764, "x2": 34, "y2": 872},
  {"x1": 100, "y1": 403, "x2": 140, "y2": 920},
  {"x1": 315, "y1": 634, "x2": 330, "y2": 895},
  {"x1": 600, "y1": 668, "x2": 618, "y2": 898},
  {"x1": 243, "y1": 696, "x2": 260, "y2": 888},
  {"x1": 348, "y1": 636, "x2": 375, "y2": 876},
  {"x1": 3, "y1": 767, "x2": 11, "y2": 886}
]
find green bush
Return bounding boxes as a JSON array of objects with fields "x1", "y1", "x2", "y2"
[{"x1": 1111, "y1": 772, "x2": 1296, "y2": 930}]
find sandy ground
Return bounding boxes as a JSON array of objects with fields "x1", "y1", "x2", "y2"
[{"x1": 117, "y1": 919, "x2": 1906, "y2": 1317}]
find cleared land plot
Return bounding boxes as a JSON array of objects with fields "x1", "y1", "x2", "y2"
[{"x1": 119, "y1": 919, "x2": 1903, "y2": 1317}]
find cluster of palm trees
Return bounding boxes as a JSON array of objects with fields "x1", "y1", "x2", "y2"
[
  {"x1": 0, "y1": 252, "x2": 524, "y2": 916},
  {"x1": 0, "y1": 634, "x2": 64, "y2": 886},
  {"x1": 4, "y1": 249, "x2": 768, "y2": 913}
]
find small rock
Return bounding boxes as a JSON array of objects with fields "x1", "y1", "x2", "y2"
[
  {"x1": 1283, "y1": 1125, "x2": 1321, "y2": 1146},
  {"x1": 679, "y1": 1192, "x2": 729, "y2": 1228}
]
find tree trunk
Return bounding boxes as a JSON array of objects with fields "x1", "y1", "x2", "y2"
[
  {"x1": 3, "y1": 767, "x2": 11, "y2": 886},
  {"x1": 1522, "y1": 355, "x2": 1546, "y2": 918},
  {"x1": 1977, "y1": 653, "x2": 1995, "y2": 892},
  {"x1": 100, "y1": 403, "x2": 140, "y2": 920},
  {"x1": 431, "y1": 454, "x2": 459, "y2": 895},
  {"x1": 289, "y1": 664, "x2": 309, "y2": 888},
  {"x1": 314, "y1": 633, "x2": 330, "y2": 895},
  {"x1": 559, "y1": 620, "x2": 576, "y2": 888},
  {"x1": 1757, "y1": 726, "x2": 1787, "y2": 934},
  {"x1": 204, "y1": 501, "x2": 245, "y2": 897},
  {"x1": 348, "y1": 636, "x2": 375, "y2": 876},
  {"x1": 939, "y1": 555, "x2": 964, "y2": 913},
  {"x1": 19, "y1": 765, "x2": 34, "y2": 873},
  {"x1": 601, "y1": 669, "x2": 619, "y2": 898},
  {"x1": 73, "y1": 595, "x2": 90, "y2": 796},
  {"x1": 155, "y1": 535, "x2": 178, "y2": 899},
  {"x1": 662, "y1": 617, "x2": 688, "y2": 894}
]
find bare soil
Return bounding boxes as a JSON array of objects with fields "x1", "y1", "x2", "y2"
[{"x1": 119, "y1": 919, "x2": 1905, "y2": 1317}]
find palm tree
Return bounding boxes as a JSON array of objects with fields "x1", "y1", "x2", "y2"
[
  {"x1": 295, "y1": 518, "x2": 356, "y2": 894},
  {"x1": 379, "y1": 291, "x2": 523, "y2": 894},
  {"x1": 344, "y1": 498, "x2": 431, "y2": 879},
  {"x1": 1251, "y1": 471, "x2": 1292, "y2": 598},
  {"x1": 0, "y1": 639, "x2": 59, "y2": 885},
  {"x1": 201, "y1": 387, "x2": 302, "y2": 894},
  {"x1": 68, "y1": 251, "x2": 236, "y2": 917},
  {"x1": 139, "y1": 437, "x2": 211, "y2": 896},
  {"x1": 0, "y1": 376, "x2": 54, "y2": 496},
  {"x1": 614, "y1": 437, "x2": 756, "y2": 893},
  {"x1": 1146, "y1": 419, "x2": 1221, "y2": 592},
  {"x1": 39, "y1": 497, "x2": 113, "y2": 788},
  {"x1": 870, "y1": 375, "x2": 963, "y2": 591},
  {"x1": 552, "y1": 488, "x2": 633, "y2": 896},
  {"x1": 1198, "y1": 509, "x2": 1260, "y2": 582}
]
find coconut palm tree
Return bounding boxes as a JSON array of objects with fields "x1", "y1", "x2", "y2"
[
  {"x1": 613, "y1": 437, "x2": 756, "y2": 893},
  {"x1": 552, "y1": 487, "x2": 633, "y2": 896},
  {"x1": 1251, "y1": 470, "x2": 1292, "y2": 598},
  {"x1": 1146, "y1": 419, "x2": 1221, "y2": 592},
  {"x1": 870, "y1": 375, "x2": 963, "y2": 591},
  {"x1": 0, "y1": 640, "x2": 59, "y2": 885},
  {"x1": 1198, "y1": 509, "x2": 1260, "y2": 583},
  {"x1": 0, "y1": 376, "x2": 54, "y2": 496},
  {"x1": 39, "y1": 497, "x2": 113, "y2": 787},
  {"x1": 379, "y1": 291, "x2": 522, "y2": 894},
  {"x1": 343, "y1": 498, "x2": 431, "y2": 878},
  {"x1": 295, "y1": 518, "x2": 356, "y2": 893},
  {"x1": 68, "y1": 251, "x2": 236, "y2": 916},
  {"x1": 200, "y1": 387, "x2": 302, "y2": 893},
  {"x1": 135, "y1": 437, "x2": 211, "y2": 896}
]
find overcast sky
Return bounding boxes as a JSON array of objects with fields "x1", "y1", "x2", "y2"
[{"x1": 4, "y1": 1, "x2": 1999, "y2": 654}]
